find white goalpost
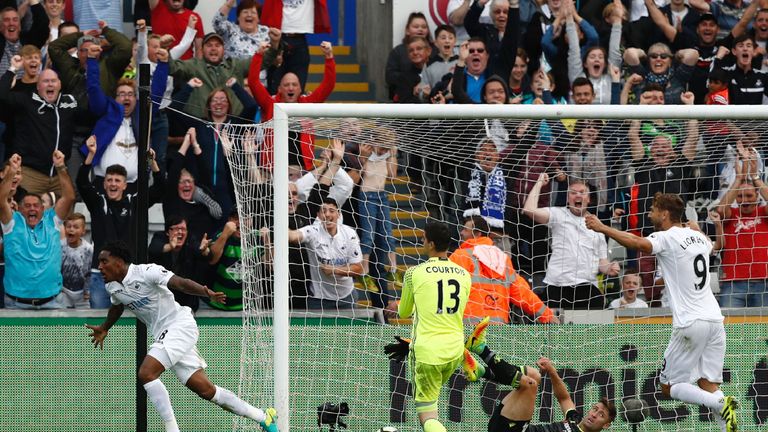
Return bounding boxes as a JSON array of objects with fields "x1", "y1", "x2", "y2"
[{"x1": 224, "y1": 103, "x2": 768, "y2": 432}]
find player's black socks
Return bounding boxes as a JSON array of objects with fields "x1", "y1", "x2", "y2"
[
  {"x1": 479, "y1": 346, "x2": 494, "y2": 364},
  {"x1": 475, "y1": 346, "x2": 524, "y2": 388},
  {"x1": 485, "y1": 357, "x2": 523, "y2": 389}
]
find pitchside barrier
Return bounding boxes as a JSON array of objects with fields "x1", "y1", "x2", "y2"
[{"x1": 0, "y1": 309, "x2": 765, "y2": 432}]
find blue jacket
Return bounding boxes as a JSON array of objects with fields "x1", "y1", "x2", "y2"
[{"x1": 81, "y1": 57, "x2": 168, "y2": 165}]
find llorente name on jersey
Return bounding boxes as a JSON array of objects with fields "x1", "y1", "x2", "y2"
[{"x1": 679, "y1": 235, "x2": 708, "y2": 250}]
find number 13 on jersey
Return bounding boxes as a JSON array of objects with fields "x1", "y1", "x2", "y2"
[{"x1": 436, "y1": 279, "x2": 461, "y2": 314}]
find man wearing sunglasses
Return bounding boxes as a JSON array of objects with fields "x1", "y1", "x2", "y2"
[
  {"x1": 457, "y1": 37, "x2": 491, "y2": 102},
  {"x1": 623, "y1": 42, "x2": 699, "y2": 104},
  {"x1": 643, "y1": 1, "x2": 726, "y2": 103}
]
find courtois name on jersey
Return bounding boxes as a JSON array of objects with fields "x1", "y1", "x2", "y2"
[{"x1": 423, "y1": 265, "x2": 466, "y2": 275}]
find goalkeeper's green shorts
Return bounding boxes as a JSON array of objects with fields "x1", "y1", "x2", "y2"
[{"x1": 410, "y1": 355, "x2": 463, "y2": 413}]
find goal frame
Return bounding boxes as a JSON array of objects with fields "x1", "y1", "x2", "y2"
[{"x1": 270, "y1": 103, "x2": 766, "y2": 431}]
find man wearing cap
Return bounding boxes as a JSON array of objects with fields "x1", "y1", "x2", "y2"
[
  {"x1": 168, "y1": 31, "x2": 277, "y2": 119},
  {"x1": 662, "y1": 12, "x2": 729, "y2": 104},
  {"x1": 48, "y1": 19, "x2": 133, "y2": 107},
  {"x1": 688, "y1": 13, "x2": 727, "y2": 103},
  {"x1": 689, "y1": 0, "x2": 753, "y2": 39},
  {"x1": 640, "y1": 7, "x2": 726, "y2": 103},
  {"x1": 149, "y1": 0, "x2": 204, "y2": 60}
]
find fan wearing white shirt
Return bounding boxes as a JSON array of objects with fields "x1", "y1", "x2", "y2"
[
  {"x1": 523, "y1": 173, "x2": 620, "y2": 310},
  {"x1": 288, "y1": 197, "x2": 364, "y2": 310},
  {"x1": 85, "y1": 241, "x2": 279, "y2": 432},
  {"x1": 586, "y1": 193, "x2": 739, "y2": 432}
]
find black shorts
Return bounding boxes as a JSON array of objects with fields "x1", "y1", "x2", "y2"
[{"x1": 488, "y1": 402, "x2": 530, "y2": 432}]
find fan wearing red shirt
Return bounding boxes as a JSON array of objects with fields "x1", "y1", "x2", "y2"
[
  {"x1": 248, "y1": 40, "x2": 336, "y2": 172},
  {"x1": 716, "y1": 158, "x2": 768, "y2": 308},
  {"x1": 149, "y1": 0, "x2": 204, "y2": 60}
]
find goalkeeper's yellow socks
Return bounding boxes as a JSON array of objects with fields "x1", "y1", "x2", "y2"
[{"x1": 423, "y1": 418, "x2": 447, "y2": 432}]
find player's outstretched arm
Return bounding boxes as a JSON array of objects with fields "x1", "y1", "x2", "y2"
[
  {"x1": 168, "y1": 275, "x2": 226, "y2": 304},
  {"x1": 585, "y1": 214, "x2": 652, "y2": 253},
  {"x1": 537, "y1": 357, "x2": 576, "y2": 416},
  {"x1": 85, "y1": 304, "x2": 125, "y2": 350}
]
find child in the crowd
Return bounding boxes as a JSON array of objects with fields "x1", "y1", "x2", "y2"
[
  {"x1": 420, "y1": 24, "x2": 458, "y2": 102},
  {"x1": 41, "y1": 191, "x2": 56, "y2": 210},
  {"x1": 608, "y1": 269, "x2": 648, "y2": 309},
  {"x1": 701, "y1": 68, "x2": 734, "y2": 202},
  {"x1": 705, "y1": 68, "x2": 730, "y2": 105},
  {"x1": 13, "y1": 45, "x2": 42, "y2": 94},
  {"x1": 60, "y1": 213, "x2": 93, "y2": 308}
]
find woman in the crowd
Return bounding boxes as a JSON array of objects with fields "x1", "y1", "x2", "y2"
[
  {"x1": 385, "y1": 12, "x2": 437, "y2": 102},
  {"x1": 566, "y1": 0, "x2": 624, "y2": 104},
  {"x1": 214, "y1": 0, "x2": 274, "y2": 59}
]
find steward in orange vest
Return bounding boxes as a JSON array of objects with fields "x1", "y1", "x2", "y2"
[{"x1": 450, "y1": 217, "x2": 557, "y2": 324}]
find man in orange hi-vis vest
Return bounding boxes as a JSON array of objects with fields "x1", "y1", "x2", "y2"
[{"x1": 450, "y1": 216, "x2": 558, "y2": 324}]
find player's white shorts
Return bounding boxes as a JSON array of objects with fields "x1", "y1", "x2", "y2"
[
  {"x1": 659, "y1": 319, "x2": 725, "y2": 386},
  {"x1": 148, "y1": 320, "x2": 207, "y2": 385}
]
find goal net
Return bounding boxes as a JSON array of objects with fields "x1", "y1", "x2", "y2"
[{"x1": 222, "y1": 104, "x2": 768, "y2": 432}]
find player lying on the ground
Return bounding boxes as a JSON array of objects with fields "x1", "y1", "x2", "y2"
[
  {"x1": 463, "y1": 317, "x2": 616, "y2": 432},
  {"x1": 385, "y1": 316, "x2": 616, "y2": 432},
  {"x1": 85, "y1": 241, "x2": 278, "y2": 432}
]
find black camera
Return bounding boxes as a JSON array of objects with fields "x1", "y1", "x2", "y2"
[{"x1": 317, "y1": 401, "x2": 349, "y2": 431}]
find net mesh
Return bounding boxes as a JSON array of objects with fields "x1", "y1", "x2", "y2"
[{"x1": 218, "y1": 112, "x2": 768, "y2": 432}]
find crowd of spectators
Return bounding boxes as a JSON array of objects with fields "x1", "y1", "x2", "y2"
[
  {"x1": 0, "y1": 0, "x2": 766, "y2": 319},
  {"x1": 0, "y1": 0, "x2": 334, "y2": 312},
  {"x1": 380, "y1": 0, "x2": 768, "y2": 314}
]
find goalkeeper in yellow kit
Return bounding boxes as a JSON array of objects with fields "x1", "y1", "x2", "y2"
[{"x1": 395, "y1": 221, "x2": 472, "y2": 432}]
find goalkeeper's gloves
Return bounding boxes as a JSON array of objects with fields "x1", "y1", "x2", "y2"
[{"x1": 384, "y1": 336, "x2": 411, "y2": 362}]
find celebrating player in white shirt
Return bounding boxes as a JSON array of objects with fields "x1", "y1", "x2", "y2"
[
  {"x1": 585, "y1": 193, "x2": 739, "y2": 432},
  {"x1": 85, "y1": 242, "x2": 279, "y2": 432}
]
